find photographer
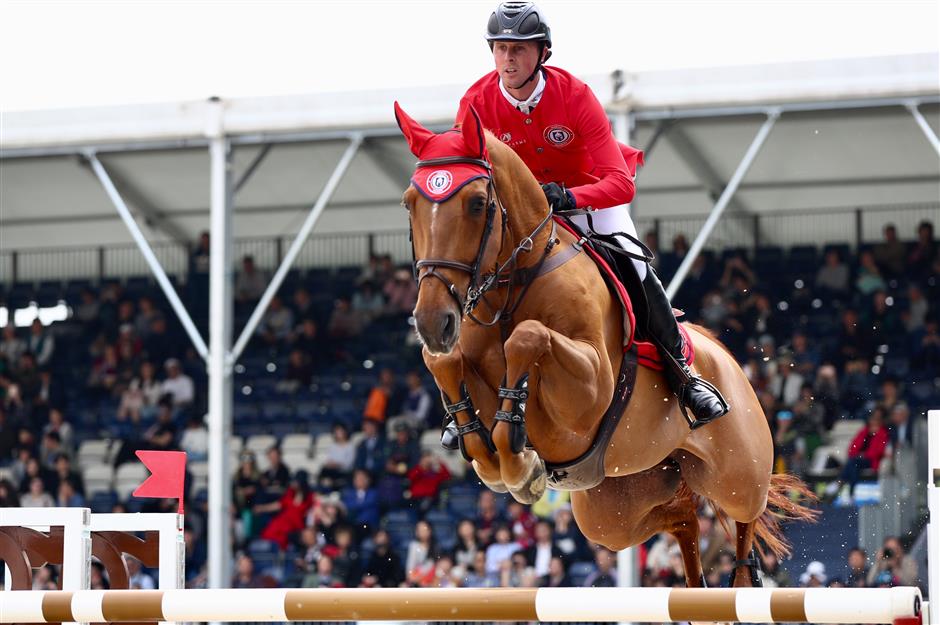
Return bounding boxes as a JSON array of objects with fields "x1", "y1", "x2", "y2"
[{"x1": 866, "y1": 536, "x2": 918, "y2": 587}]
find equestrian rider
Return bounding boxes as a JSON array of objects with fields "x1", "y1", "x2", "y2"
[{"x1": 441, "y1": 1, "x2": 729, "y2": 448}]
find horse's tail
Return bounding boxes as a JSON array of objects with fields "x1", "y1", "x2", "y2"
[
  {"x1": 705, "y1": 473, "x2": 818, "y2": 559},
  {"x1": 751, "y1": 473, "x2": 820, "y2": 558}
]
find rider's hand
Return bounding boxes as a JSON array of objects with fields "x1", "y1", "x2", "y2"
[{"x1": 541, "y1": 182, "x2": 576, "y2": 212}]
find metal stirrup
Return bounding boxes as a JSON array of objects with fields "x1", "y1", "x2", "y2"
[{"x1": 680, "y1": 376, "x2": 730, "y2": 430}]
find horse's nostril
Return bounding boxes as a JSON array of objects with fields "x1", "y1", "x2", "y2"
[{"x1": 441, "y1": 312, "x2": 456, "y2": 344}]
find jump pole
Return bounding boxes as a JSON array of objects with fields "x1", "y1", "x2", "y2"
[{"x1": 0, "y1": 587, "x2": 922, "y2": 624}]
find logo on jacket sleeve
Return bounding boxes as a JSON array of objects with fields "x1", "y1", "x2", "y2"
[
  {"x1": 499, "y1": 132, "x2": 512, "y2": 143},
  {"x1": 426, "y1": 170, "x2": 453, "y2": 195},
  {"x1": 543, "y1": 125, "x2": 574, "y2": 147}
]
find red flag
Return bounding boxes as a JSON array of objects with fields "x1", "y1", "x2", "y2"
[{"x1": 134, "y1": 450, "x2": 187, "y2": 514}]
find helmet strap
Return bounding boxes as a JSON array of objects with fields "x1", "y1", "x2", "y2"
[{"x1": 521, "y1": 43, "x2": 548, "y2": 86}]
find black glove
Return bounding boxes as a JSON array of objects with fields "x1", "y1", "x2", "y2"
[{"x1": 541, "y1": 182, "x2": 576, "y2": 212}]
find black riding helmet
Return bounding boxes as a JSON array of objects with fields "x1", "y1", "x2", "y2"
[
  {"x1": 486, "y1": 2, "x2": 552, "y2": 48},
  {"x1": 485, "y1": 2, "x2": 553, "y2": 86}
]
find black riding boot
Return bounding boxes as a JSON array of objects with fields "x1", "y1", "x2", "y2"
[{"x1": 642, "y1": 268, "x2": 730, "y2": 428}]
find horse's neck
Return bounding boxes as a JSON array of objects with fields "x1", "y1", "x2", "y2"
[{"x1": 494, "y1": 160, "x2": 554, "y2": 267}]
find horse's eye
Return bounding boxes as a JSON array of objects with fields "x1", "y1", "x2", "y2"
[
  {"x1": 401, "y1": 200, "x2": 411, "y2": 212},
  {"x1": 469, "y1": 196, "x2": 486, "y2": 215}
]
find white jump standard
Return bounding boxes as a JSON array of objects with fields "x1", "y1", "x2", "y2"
[{"x1": 0, "y1": 587, "x2": 922, "y2": 624}]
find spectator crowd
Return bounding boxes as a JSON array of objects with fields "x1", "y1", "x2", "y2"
[{"x1": 0, "y1": 220, "x2": 935, "y2": 593}]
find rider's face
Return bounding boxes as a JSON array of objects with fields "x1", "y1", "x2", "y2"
[{"x1": 492, "y1": 40, "x2": 542, "y2": 92}]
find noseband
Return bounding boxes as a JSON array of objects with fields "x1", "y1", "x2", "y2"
[{"x1": 410, "y1": 155, "x2": 555, "y2": 328}]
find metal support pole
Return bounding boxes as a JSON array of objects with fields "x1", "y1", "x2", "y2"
[
  {"x1": 641, "y1": 120, "x2": 672, "y2": 160},
  {"x1": 666, "y1": 111, "x2": 779, "y2": 300},
  {"x1": 855, "y1": 208, "x2": 864, "y2": 251},
  {"x1": 234, "y1": 143, "x2": 274, "y2": 194},
  {"x1": 927, "y1": 410, "x2": 939, "y2": 622},
  {"x1": 229, "y1": 134, "x2": 363, "y2": 364},
  {"x1": 906, "y1": 102, "x2": 940, "y2": 156},
  {"x1": 84, "y1": 152, "x2": 209, "y2": 360},
  {"x1": 206, "y1": 101, "x2": 234, "y2": 596},
  {"x1": 614, "y1": 109, "x2": 640, "y2": 625}
]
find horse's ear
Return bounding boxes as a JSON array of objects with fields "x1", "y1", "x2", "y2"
[
  {"x1": 457, "y1": 101, "x2": 486, "y2": 159},
  {"x1": 394, "y1": 101, "x2": 434, "y2": 157}
]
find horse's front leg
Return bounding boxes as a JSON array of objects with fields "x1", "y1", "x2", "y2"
[
  {"x1": 422, "y1": 346, "x2": 505, "y2": 492},
  {"x1": 495, "y1": 319, "x2": 613, "y2": 503}
]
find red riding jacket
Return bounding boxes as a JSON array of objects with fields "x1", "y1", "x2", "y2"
[{"x1": 459, "y1": 66, "x2": 643, "y2": 210}]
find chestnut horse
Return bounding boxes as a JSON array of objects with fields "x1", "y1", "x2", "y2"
[{"x1": 395, "y1": 101, "x2": 814, "y2": 588}]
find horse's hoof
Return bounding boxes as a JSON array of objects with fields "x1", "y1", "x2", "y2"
[
  {"x1": 472, "y1": 460, "x2": 509, "y2": 493},
  {"x1": 508, "y1": 456, "x2": 547, "y2": 504},
  {"x1": 479, "y1": 476, "x2": 509, "y2": 493}
]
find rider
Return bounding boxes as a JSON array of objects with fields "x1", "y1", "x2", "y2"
[{"x1": 441, "y1": 1, "x2": 728, "y2": 448}]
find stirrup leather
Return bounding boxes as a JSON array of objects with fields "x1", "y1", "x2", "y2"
[
  {"x1": 442, "y1": 383, "x2": 496, "y2": 462},
  {"x1": 493, "y1": 375, "x2": 529, "y2": 454}
]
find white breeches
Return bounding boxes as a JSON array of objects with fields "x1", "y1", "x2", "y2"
[{"x1": 568, "y1": 204, "x2": 647, "y2": 281}]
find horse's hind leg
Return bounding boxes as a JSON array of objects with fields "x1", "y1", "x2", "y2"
[
  {"x1": 730, "y1": 521, "x2": 762, "y2": 587},
  {"x1": 422, "y1": 346, "x2": 504, "y2": 492},
  {"x1": 495, "y1": 319, "x2": 614, "y2": 503},
  {"x1": 669, "y1": 497, "x2": 706, "y2": 587},
  {"x1": 571, "y1": 462, "x2": 683, "y2": 550},
  {"x1": 572, "y1": 466, "x2": 705, "y2": 588}
]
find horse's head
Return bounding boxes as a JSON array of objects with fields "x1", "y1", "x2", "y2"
[{"x1": 395, "y1": 101, "x2": 504, "y2": 354}]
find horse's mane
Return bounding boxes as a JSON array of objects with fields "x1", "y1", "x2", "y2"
[{"x1": 483, "y1": 132, "x2": 551, "y2": 215}]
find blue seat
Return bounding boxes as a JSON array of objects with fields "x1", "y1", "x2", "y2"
[
  {"x1": 568, "y1": 561, "x2": 597, "y2": 586},
  {"x1": 248, "y1": 538, "x2": 280, "y2": 558},
  {"x1": 125, "y1": 497, "x2": 147, "y2": 513},
  {"x1": 426, "y1": 510, "x2": 457, "y2": 551},
  {"x1": 294, "y1": 400, "x2": 321, "y2": 420},
  {"x1": 233, "y1": 402, "x2": 261, "y2": 424},
  {"x1": 262, "y1": 401, "x2": 293, "y2": 421},
  {"x1": 383, "y1": 509, "x2": 417, "y2": 526},
  {"x1": 822, "y1": 242, "x2": 851, "y2": 261},
  {"x1": 755, "y1": 245, "x2": 784, "y2": 275},
  {"x1": 89, "y1": 491, "x2": 118, "y2": 513},
  {"x1": 720, "y1": 247, "x2": 750, "y2": 263},
  {"x1": 447, "y1": 494, "x2": 478, "y2": 520}
]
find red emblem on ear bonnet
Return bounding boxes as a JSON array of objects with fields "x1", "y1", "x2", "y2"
[{"x1": 394, "y1": 101, "x2": 491, "y2": 203}]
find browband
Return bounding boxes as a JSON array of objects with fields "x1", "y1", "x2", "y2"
[{"x1": 416, "y1": 156, "x2": 492, "y2": 172}]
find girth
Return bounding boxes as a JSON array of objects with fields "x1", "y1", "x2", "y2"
[{"x1": 543, "y1": 347, "x2": 639, "y2": 491}]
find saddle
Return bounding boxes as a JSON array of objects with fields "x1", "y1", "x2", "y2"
[{"x1": 552, "y1": 216, "x2": 695, "y2": 370}]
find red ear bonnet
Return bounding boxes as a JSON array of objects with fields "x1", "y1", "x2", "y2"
[
  {"x1": 456, "y1": 102, "x2": 486, "y2": 159},
  {"x1": 394, "y1": 101, "x2": 435, "y2": 157},
  {"x1": 395, "y1": 101, "x2": 491, "y2": 203}
]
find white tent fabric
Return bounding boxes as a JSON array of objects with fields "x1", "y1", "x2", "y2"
[{"x1": 1, "y1": 53, "x2": 937, "y2": 252}]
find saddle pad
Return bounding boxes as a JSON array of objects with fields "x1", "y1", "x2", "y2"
[
  {"x1": 552, "y1": 216, "x2": 694, "y2": 370},
  {"x1": 553, "y1": 217, "x2": 635, "y2": 349},
  {"x1": 636, "y1": 324, "x2": 695, "y2": 371}
]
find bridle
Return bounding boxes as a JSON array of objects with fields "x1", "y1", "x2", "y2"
[{"x1": 409, "y1": 155, "x2": 556, "y2": 328}]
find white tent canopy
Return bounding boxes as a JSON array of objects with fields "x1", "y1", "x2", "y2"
[{"x1": 2, "y1": 53, "x2": 937, "y2": 252}]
